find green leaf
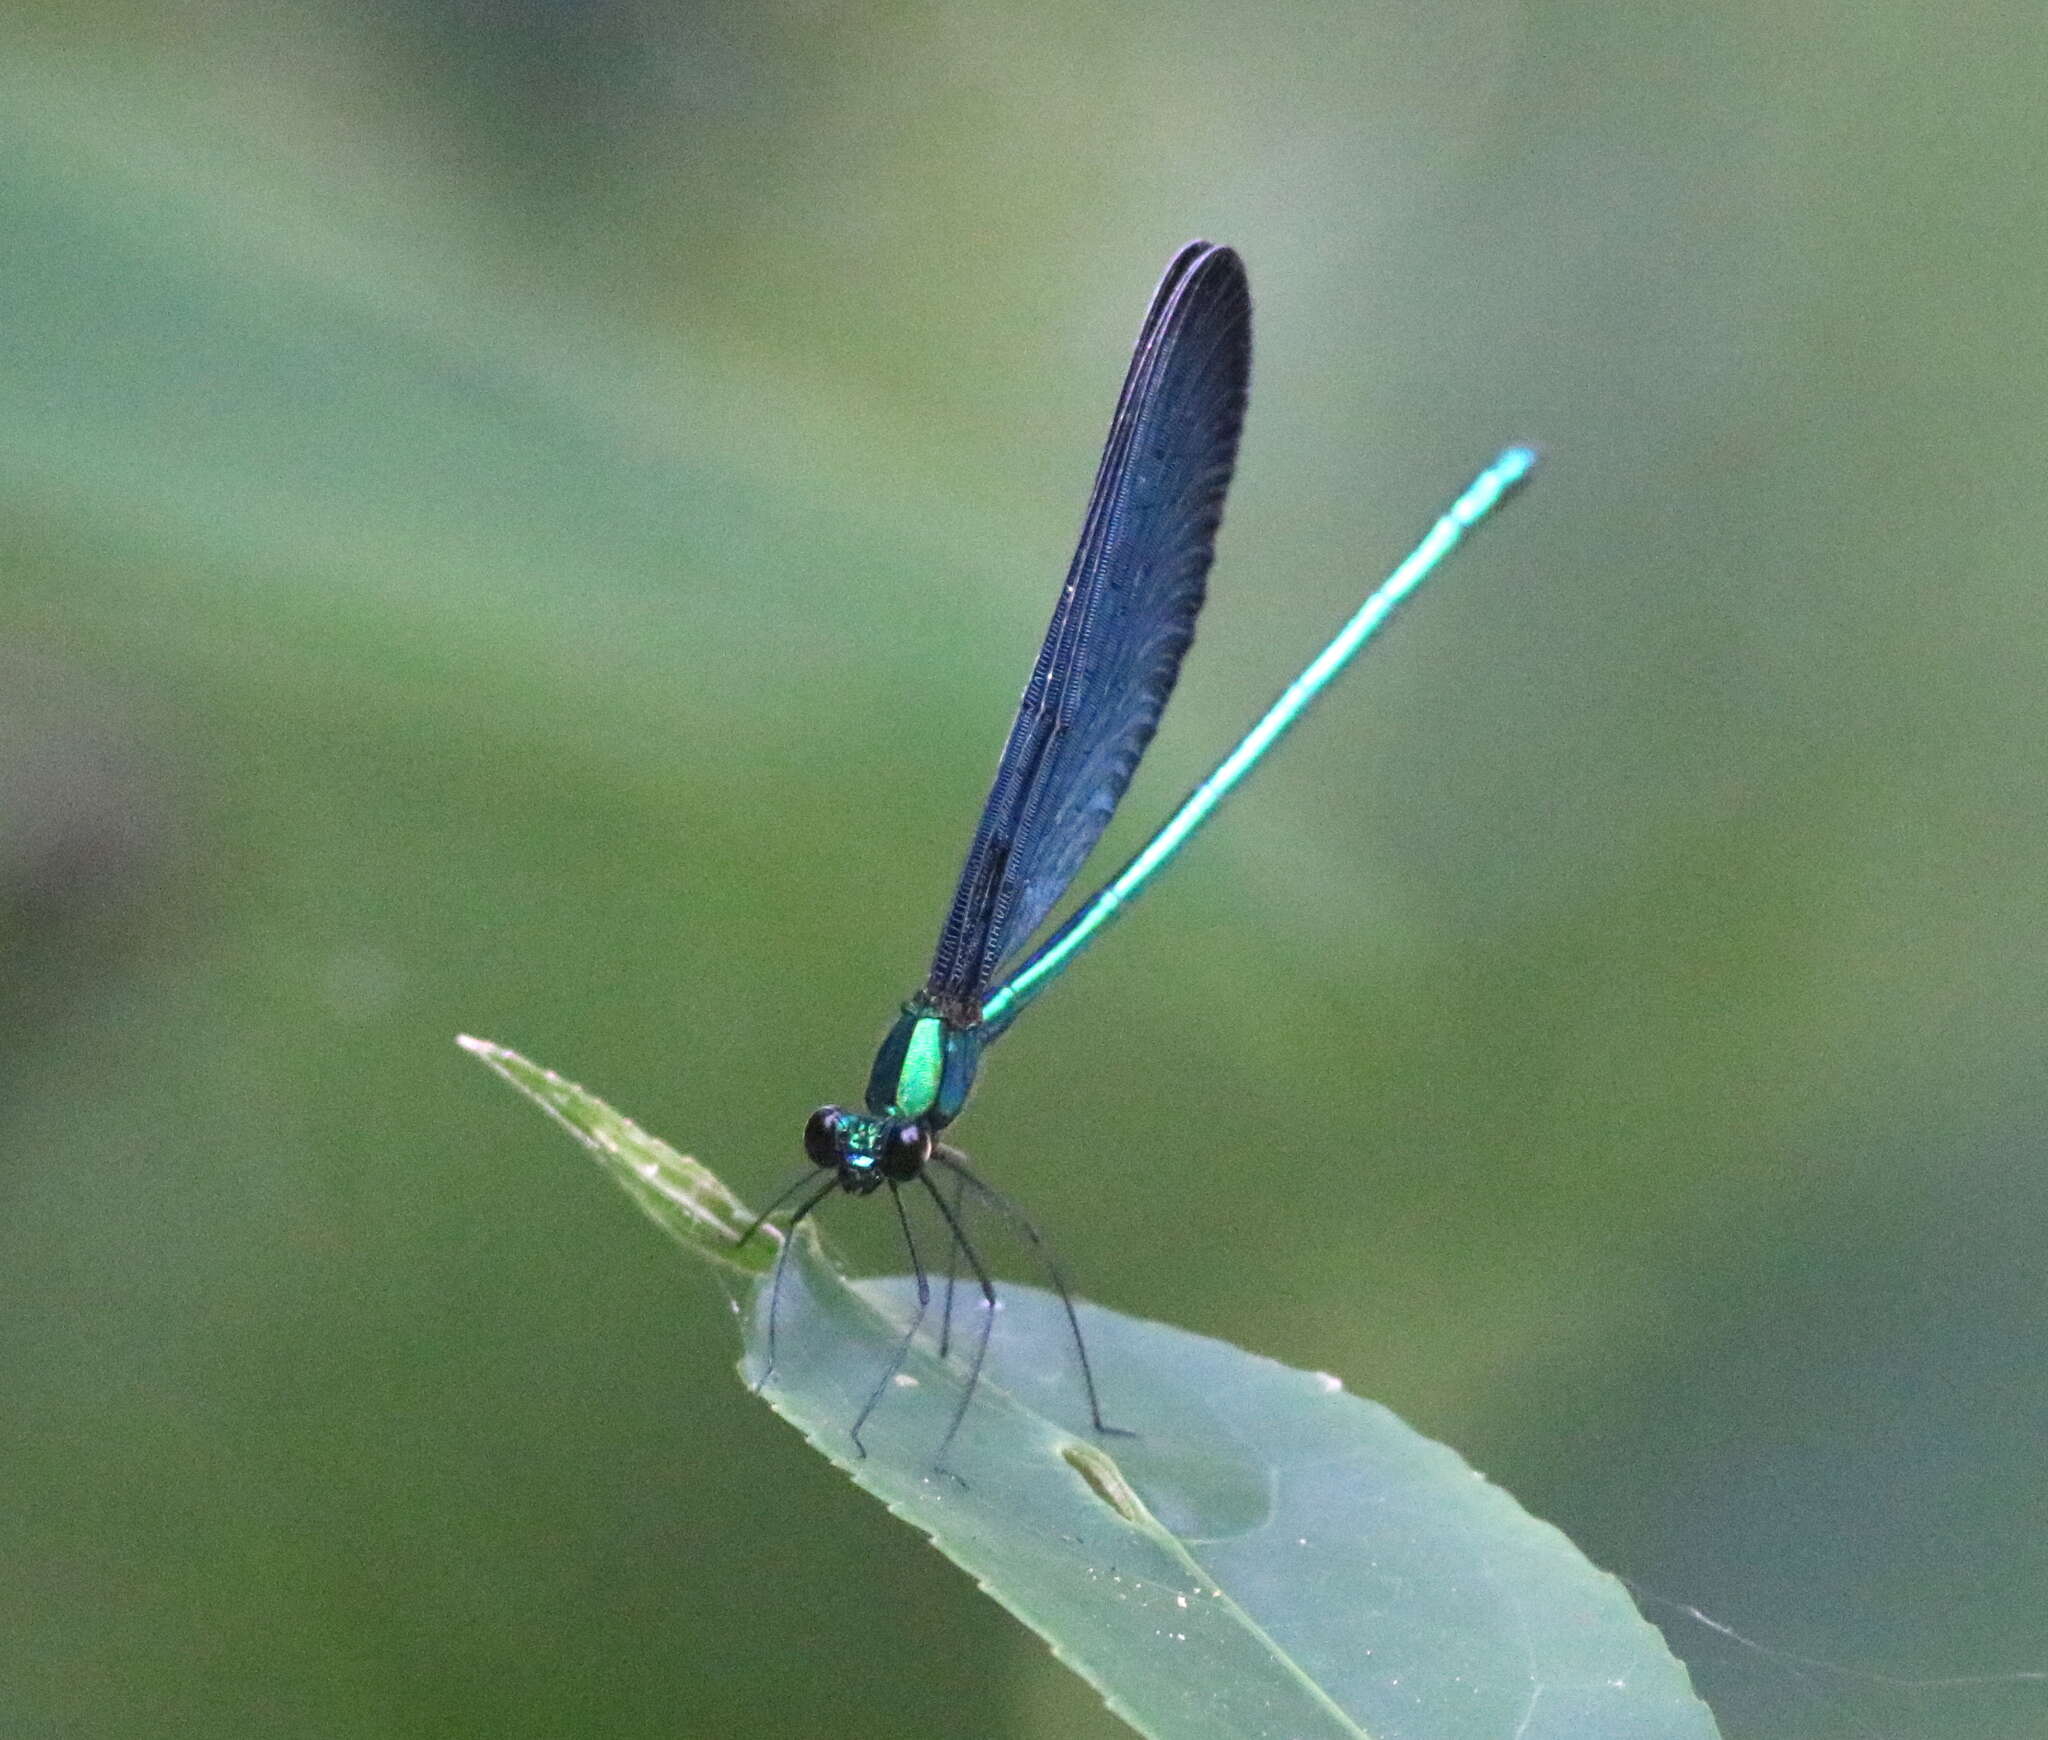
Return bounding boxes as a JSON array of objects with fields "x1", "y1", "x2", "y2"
[
  {"x1": 465, "y1": 1037, "x2": 1721, "y2": 1740},
  {"x1": 457, "y1": 1034, "x2": 773, "y2": 1279}
]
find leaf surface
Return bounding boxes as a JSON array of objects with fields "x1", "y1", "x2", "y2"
[{"x1": 466, "y1": 1037, "x2": 1720, "y2": 1740}]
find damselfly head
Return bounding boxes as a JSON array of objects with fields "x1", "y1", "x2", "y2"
[{"x1": 802, "y1": 1106, "x2": 931, "y2": 1194}]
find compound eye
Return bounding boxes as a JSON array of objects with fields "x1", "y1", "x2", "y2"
[
  {"x1": 802, "y1": 1108, "x2": 842, "y2": 1168},
  {"x1": 878, "y1": 1120, "x2": 931, "y2": 1182}
]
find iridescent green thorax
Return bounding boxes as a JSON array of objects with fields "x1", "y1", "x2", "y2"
[{"x1": 865, "y1": 1003, "x2": 983, "y2": 1128}]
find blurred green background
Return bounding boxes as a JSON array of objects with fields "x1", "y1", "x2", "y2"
[{"x1": 3, "y1": 4, "x2": 2045, "y2": 1737}]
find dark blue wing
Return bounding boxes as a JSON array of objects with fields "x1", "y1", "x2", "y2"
[{"x1": 925, "y1": 241, "x2": 1251, "y2": 1017}]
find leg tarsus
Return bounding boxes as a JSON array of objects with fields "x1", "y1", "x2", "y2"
[
  {"x1": 936, "y1": 1163, "x2": 968, "y2": 1358},
  {"x1": 931, "y1": 1145, "x2": 1128, "y2": 1439},
  {"x1": 918, "y1": 1168, "x2": 998, "y2": 1470},
  {"x1": 848, "y1": 1181, "x2": 934, "y2": 1455},
  {"x1": 742, "y1": 1165, "x2": 826, "y2": 1248},
  {"x1": 758, "y1": 1174, "x2": 838, "y2": 1394}
]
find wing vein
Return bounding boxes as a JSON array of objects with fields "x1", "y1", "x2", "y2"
[{"x1": 924, "y1": 242, "x2": 1252, "y2": 1018}]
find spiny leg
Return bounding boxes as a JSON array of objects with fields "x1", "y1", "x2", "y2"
[
  {"x1": 932, "y1": 1145, "x2": 1128, "y2": 1438},
  {"x1": 935, "y1": 1161, "x2": 969, "y2": 1359},
  {"x1": 847, "y1": 1180, "x2": 934, "y2": 1456},
  {"x1": 917, "y1": 1167, "x2": 999, "y2": 1468},
  {"x1": 755, "y1": 1173, "x2": 839, "y2": 1394}
]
